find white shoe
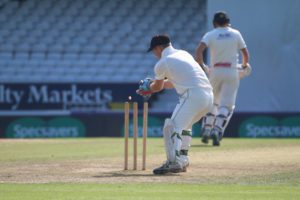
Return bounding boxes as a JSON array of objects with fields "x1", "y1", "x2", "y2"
[{"x1": 179, "y1": 155, "x2": 189, "y2": 172}]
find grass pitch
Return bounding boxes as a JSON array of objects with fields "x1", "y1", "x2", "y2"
[{"x1": 0, "y1": 138, "x2": 299, "y2": 199}]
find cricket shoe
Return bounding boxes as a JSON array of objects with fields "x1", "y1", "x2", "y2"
[
  {"x1": 218, "y1": 130, "x2": 224, "y2": 141},
  {"x1": 153, "y1": 161, "x2": 183, "y2": 175},
  {"x1": 182, "y1": 163, "x2": 189, "y2": 172},
  {"x1": 180, "y1": 155, "x2": 189, "y2": 172},
  {"x1": 201, "y1": 128, "x2": 211, "y2": 144},
  {"x1": 211, "y1": 128, "x2": 221, "y2": 146}
]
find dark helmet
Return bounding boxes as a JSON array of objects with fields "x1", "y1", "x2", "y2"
[{"x1": 213, "y1": 11, "x2": 230, "y2": 26}]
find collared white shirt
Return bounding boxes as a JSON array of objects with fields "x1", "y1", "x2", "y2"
[
  {"x1": 201, "y1": 27, "x2": 246, "y2": 68},
  {"x1": 154, "y1": 46, "x2": 212, "y2": 95}
]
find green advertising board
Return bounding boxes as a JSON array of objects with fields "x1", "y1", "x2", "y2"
[
  {"x1": 5, "y1": 117, "x2": 86, "y2": 138},
  {"x1": 239, "y1": 116, "x2": 300, "y2": 138}
]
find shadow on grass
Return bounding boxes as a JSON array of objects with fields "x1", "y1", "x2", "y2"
[
  {"x1": 93, "y1": 171, "x2": 180, "y2": 178},
  {"x1": 191, "y1": 144, "x2": 217, "y2": 148}
]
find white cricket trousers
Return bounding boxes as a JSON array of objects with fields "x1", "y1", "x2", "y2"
[
  {"x1": 209, "y1": 68, "x2": 240, "y2": 109},
  {"x1": 171, "y1": 88, "x2": 213, "y2": 134}
]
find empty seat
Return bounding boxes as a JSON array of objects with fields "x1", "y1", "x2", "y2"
[
  {"x1": 0, "y1": 43, "x2": 14, "y2": 52},
  {"x1": 62, "y1": 53, "x2": 78, "y2": 60},
  {"x1": 64, "y1": 44, "x2": 81, "y2": 53},
  {"x1": 0, "y1": 52, "x2": 13, "y2": 60},
  {"x1": 41, "y1": 60, "x2": 57, "y2": 68},
  {"x1": 0, "y1": 0, "x2": 206, "y2": 83},
  {"x1": 32, "y1": 43, "x2": 47, "y2": 52},
  {"x1": 15, "y1": 43, "x2": 32, "y2": 52},
  {"x1": 79, "y1": 53, "x2": 95, "y2": 61},
  {"x1": 26, "y1": 60, "x2": 41, "y2": 68},
  {"x1": 31, "y1": 52, "x2": 46, "y2": 61},
  {"x1": 46, "y1": 52, "x2": 62, "y2": 60},
  {"x1": 47, "y1": 43, "x2": 65, "y2": 52},
  {"x1": 14, "y1": 52, "x2": 30, "y2": 60},
  {"x1": 81, "y1": 45, "x2": 99, "y2": 53},
  {"x1": 58, "y1": 60, "x2": 73, "y2": 68}
]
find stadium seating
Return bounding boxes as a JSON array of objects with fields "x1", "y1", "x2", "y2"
[{"x1": 0, "y1": 0, "x2": 206, "y2": 83}]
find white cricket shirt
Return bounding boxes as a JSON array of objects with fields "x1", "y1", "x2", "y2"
[
  {"x1": 201, "y1": 27, "x2": 246, "y2": 68},
  {"x1": 154, "y1": 46, "x2": 212, "y2": 95}
]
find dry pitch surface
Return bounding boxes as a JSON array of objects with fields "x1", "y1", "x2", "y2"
[{"x1": 0, "y1": 138, "x2": 299, "y2": 185}]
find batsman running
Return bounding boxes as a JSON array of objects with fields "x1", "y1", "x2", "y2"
[
  {"x1": 195, "y1": 11, "x2": 251, "y2": 146},
  {"x1": 137, "y1": 35, "x2": 213, "y2": 174}
]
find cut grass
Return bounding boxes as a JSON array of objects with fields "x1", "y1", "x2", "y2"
[
  {"x1": 0, "y1": 138, "x2": 299, "y2": 199},
  {"x1": 0, "y1": 183, "x2": 300, "y2": 200},
  {"x1": 1, "y1": 138, "x2": 299, "y2": 162}
]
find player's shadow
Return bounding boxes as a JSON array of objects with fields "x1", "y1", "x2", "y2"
[
  {"x1": 93, "y1": 171, "x2": 180, "y2": 178},
  {"x1": 191, "y1": 144, "x2": 216, "y2": 148}
]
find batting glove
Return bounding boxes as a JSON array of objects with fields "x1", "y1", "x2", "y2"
[{"x1": 241, "y1": 63, "x2": 252, "y2": 76}]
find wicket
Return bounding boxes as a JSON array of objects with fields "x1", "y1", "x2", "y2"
[{"x1": 124, "y1": 101, "x2": 148, "y2": 170}]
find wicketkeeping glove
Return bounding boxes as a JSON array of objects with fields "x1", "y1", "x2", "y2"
[
  {"x1": 136, "y1": 78, "x2": 153, "y2": 100},
  {"x1": 139, "y1": 78, "x2": 153, "y2": 91}
]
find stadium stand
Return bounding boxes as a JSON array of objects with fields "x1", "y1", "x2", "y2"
[{"x1": 0, "y1": 0, "x2": 206, "y2": 83}]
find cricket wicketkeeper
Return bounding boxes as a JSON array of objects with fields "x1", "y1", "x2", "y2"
[{"x1": 137, "y1": 35, "x2": 213, "y2": 174}]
